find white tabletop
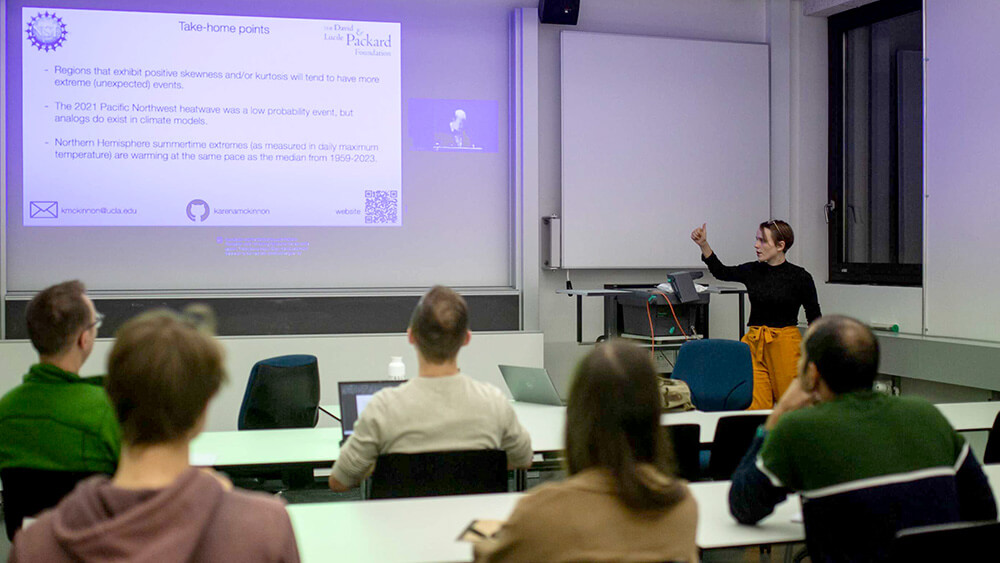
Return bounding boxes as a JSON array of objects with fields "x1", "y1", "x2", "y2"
[
  {"x1": 191, "y1": 400, "x2": 1000, "y2": 468},
  {"x1": 935, "y1": 401, "x2": 1000, "y2": 432},
  {"x1": 288, "y1": 466, "x2": 1000, "y2": 563},
  {"x1": 189, "y1": 427, "x2": 341, "y2": 467},
  {"x1": 286, "y1": 480, "x2": 805, "y2": 563}
]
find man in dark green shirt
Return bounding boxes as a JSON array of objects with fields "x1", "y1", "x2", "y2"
[
  {"x1": 728, "y1": 315, "x2": 996, "y2": 561},
  {"x1": 0, "y1": 280, "x2": 121, "y2": 475}
]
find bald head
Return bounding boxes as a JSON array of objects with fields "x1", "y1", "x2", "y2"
[{"x1": 803, "y1": 315, "x2": 879, "y2": 394}]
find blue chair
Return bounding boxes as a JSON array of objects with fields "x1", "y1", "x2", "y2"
[
  {"x1": 670, "y1": 339, "x2": 753, "y2": 412},
  {"x1": 238, "y1": 354, "x2": 320, "y2": 430}
]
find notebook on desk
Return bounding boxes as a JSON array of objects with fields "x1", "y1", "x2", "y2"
[
  {"x1": 498, "y1": 365, "x2": 566, "y2": 406},
  {"x1": 337, "y1": 380, "x2": 405, "y2": 445}
]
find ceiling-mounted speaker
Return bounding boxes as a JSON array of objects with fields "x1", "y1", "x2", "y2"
[{"x1": 539, "y1": 0, "x2": 580, "y2": 26}]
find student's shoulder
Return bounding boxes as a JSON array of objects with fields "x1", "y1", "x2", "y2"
[{"x1": 219, "y1": 487, "x2": 293, "y2": 526}]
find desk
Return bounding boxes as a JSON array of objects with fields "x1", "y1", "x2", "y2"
[
  {"x1": 288, "y1": 468, "x2": 1000, "y2": 562},
  {"x1": 286, "y1": 481, "x2": 805, "y2": 562},
  {"x1": 189, "y1": 427, "x2": 340, "y2": 469},
  {"x1": 935, "y1": 402, "x2": 1000, "y2": 432},
  {"x1": 190, "y1": 401, "x2": 1000, "y2": 470}
]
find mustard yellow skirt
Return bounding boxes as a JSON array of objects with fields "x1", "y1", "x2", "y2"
[{"x1": 741, "y1": 326, "x2": 802, "y2": 410}]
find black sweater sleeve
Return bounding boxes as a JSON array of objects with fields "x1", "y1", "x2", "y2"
[
  {"x1": 801, "y1": 272, "x2": 822, "y2": 324},
  {"x1": 702, "y1": 252, "x2": 749, "y2": 284}
]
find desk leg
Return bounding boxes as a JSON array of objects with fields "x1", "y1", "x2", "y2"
[
  {"x1": 515, "y1": 468, "x2": 527, "y2": 491},
  {"x1": 738, "y1": 294, "x2": 746, "y2": 339},
  {"x1": 576, "y1": 295, "x2": 583, "y2": 344}
]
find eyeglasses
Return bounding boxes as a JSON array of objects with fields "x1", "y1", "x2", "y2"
[{"x1": 90, "y1": 312, "x2": 105, "y2": 331}]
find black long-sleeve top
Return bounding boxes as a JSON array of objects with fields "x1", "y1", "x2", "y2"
[{"x1": 702, "y1": 252, "x2": 821, "y2": 327}]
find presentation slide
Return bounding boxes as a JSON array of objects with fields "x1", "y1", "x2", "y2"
[
  {"x1": 5, "y1": 0, "x2": 513, "y2": 292},
  {"x1": 22, "y1": 8, "x2": 401, "y2": 227}
]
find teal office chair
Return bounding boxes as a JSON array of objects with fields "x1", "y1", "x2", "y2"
[{"x1": 670, "y1": 339, "x2": 753, "y2": 412}]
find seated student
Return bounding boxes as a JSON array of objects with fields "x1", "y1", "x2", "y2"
[
  {"x1": 474, "y1": 340, "x2": 699, "y2": 562},
  {"x1": 10, "y1": 307, "x2": 300, "y2": 562},
  {"x1": 329, "y1": 285, "x2": 532, "y2": 491},
  {"x1": 729, "y1": 315, "x2": 997, "y2": 561},
  {"x1": 0, "y1": 280, "x2": 120, "y2": 538}
]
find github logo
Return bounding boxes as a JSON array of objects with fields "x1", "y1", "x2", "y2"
[
  {"x1": 186, "y1": 199, "x2": 211, "y2": 222},
  {"x1": 26, "y1": 12, "x2": 68, "y2": 52}
]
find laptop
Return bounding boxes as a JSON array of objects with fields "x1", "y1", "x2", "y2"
[
  {"x1": 498, "y1": 365, "x2": 566, "y2": 406},
  {"x1": 337, "y1": 380, "x2": 405, "y2": 445}
]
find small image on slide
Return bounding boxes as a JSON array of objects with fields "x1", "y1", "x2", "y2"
[{"x1": 407, "y1": 99, "x2": 498, "y2": 153}]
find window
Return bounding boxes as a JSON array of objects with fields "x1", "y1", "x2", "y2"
[{"x1": 827, "y1": 0, "x2": 922, "y2": 286}]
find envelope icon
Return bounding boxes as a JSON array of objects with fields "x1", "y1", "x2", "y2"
[{"x1": 30, "y1": 201, "x2": 58, "y2": 219}]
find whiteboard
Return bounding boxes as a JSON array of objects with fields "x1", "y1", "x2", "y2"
[{"x1": 560, "y1": 31, "x2": 770, "y2": 269}]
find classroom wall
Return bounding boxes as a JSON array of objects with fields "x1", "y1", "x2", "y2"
[
  {"x1": 0, "y1": 331, "x2": 544, "y2": 432},
  {"x1": 535, "y1": 0, "x2": 769, "y2": 389}
]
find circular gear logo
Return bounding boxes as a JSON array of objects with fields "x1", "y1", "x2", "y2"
[{"x1": 26, "y1": 12, "x2": 68, "y2": 52}]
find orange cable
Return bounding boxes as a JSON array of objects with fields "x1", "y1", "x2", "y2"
[
  {"x1": 645, "y1": 298, "x2": 656, "y2": 359},
  {"x1": 654, "y1": 291, "x2": 689, "y2": 338}
]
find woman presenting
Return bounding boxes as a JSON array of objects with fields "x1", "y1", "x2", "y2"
[{"x1": 691, "y1": 220, "x2": 821, "y2": 409}]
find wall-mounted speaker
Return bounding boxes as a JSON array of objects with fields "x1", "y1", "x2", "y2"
[{"x1": 539, "y1": 0, "x2": 580, "y2": 26}]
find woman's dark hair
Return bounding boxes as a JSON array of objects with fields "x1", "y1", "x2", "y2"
[
  {"x1": 564, "y1": 340, "x2": 687, "y2": 511},
  {"x1": 760, "y1": 219, "x2": 795, "y2": 252}
]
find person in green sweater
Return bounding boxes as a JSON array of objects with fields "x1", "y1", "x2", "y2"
[{"x1": 0, "y1": 280, "x2": 121, "y2": 476}]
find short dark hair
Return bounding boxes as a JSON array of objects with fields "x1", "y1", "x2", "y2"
[
  {"x1": 26, "y1": 280, "x2": 92, "y2": 356},
  {"x1": 804, "y1": 315, "x2": 879, "y2": 394},
  {"x1": 565, "y1": 340, "x2": 686, "y2": 512},
  {"x1": 106, "y1": 306, "x2": 226, "y2": 446},
  {"x1": 409, "y1": 286, "x2": 468, "y2": 363},
  {"x1": 760, "y1": 219, "x2": 795, "y2": 252}
]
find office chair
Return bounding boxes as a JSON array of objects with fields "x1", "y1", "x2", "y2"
[
  {"x1": 707, "y1": 414, "x2": 768, "y2": 481},
  {"x1": 983, "y1": 412, "x2": 1000, "y2": 464},
  {"x1": 666, "y1": 424, "x2": 702, "y2": 482},
  {"x1": 1, "y1": 468, "x2": 101, "y2": 541},
  {"x1": 235, "y1": 354, "x2": 320, "y2": 490},
  {"x1": 366, "y1": 450, "x2": 508, "y2": 500},
  {"x1": 238, "y1": 354, "x2": 320, "y2": 430},
  {"x1": 670, "y1": 339, "x2": 753, "y2": 412},
  {"x1": 891, "y1": 520, "x2": 1000, "y2": 562}
]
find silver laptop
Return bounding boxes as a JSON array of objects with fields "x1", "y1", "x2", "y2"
[{"x1": 498, "y1": 365, "x2": 565, "y2": 406}]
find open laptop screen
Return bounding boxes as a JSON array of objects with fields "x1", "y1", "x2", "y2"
[{"x1": 338, "y1": 380, "x2": 404, "y2": 439}]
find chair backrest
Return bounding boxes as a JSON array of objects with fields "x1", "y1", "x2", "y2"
[
  {"x1": 367, "y1": 450, "x2": 508, "y2": 500},
  {"x1": 670, "y1": 339, "x2": 753, "y2": 412},
  {"x1": 238, "y1": 354, "x2": 320, "y2": 430},
  {"x1": 1, "y1": 468, "x2": 100, "y2": 541},
  {"x1": 983, "y1": 411, "x2": 1000, "y2": 464},
  {"x1": 666, "y1": 424, "x2": 701, "y2": 482},
  {"x1": 891, "y1": 520, "x2": 1000, "y2": 562},
  {"x1": 707, "y1": 414, "x2": 768, "y2": 481}
]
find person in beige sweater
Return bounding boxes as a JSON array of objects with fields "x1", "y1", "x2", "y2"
[
  {"x1": 10, "y1": 307, "x2": 299, "y2": 563},
  {"x1": 475, "y1": 341, "x2": 699, "y2": 563},
  {"x1": 329, "y1": 285, "x2": 532, "y2": 491}
]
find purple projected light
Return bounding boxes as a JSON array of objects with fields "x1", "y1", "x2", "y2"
[
  {"x1": 407, "y1": 98, "x2": 499, "y2": 153},
  {"x1": 25, "y1": 11, "x2": 67, "y2": 51}
]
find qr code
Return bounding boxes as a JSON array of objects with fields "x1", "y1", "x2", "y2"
[{"x1": 365, "y1": 190, "x2": 398, "y2": 224}]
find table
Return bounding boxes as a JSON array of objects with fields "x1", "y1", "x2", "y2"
[
  {"x1": 286, "y1": 480, "x2": 805, "y2": 563},
  {"x1": 288, "y1": 466, "x2": 1000, "y2": 562},
  {"x1": 935, "y1": 402, "x2": 1000, "y2": 432},
  {"x1": 189, "y1": 427, "x2": 341, "y2": 469},
  {"x1": 192, "y1": 400, "x2": 1000, "y2": 469}
]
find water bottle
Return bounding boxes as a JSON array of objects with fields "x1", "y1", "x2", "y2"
[{"x1": 388, "y1": 356, "x2": 406, "y2": 380}]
